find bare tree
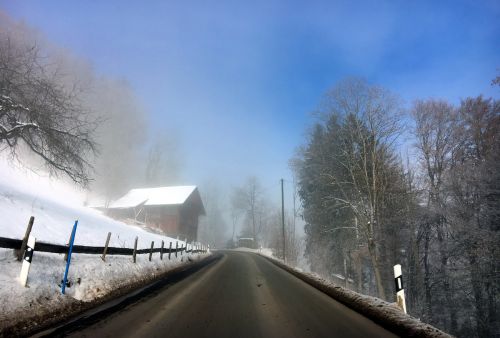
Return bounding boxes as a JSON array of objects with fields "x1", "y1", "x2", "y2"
[
  {"x1": 319, "y1": 78, "x2": 404, "y2": 299},
  {"x1": 198, "y1": 182, "x2": 228, "y2": 249},
  {"x1": 232, "y1": 176, "x2": 265, "y2": 242},
  {"x1": 450, "y1": 96, "x2": 500, "y2": 337},
  {"x1": 0, "y1": 32, "x2": 98, "y2": 185},
  {"x1": 86, "y1": 77, "x2": 148, "y2": 204},
  {"x1": 411, "y1": 99, "x2": 459, "y2": 329},
  {"x1": 144, "y1": 133, "x2": 180, "y2": 187}
]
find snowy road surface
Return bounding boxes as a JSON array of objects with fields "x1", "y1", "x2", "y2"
[{"x1": 64, "y1": 251, "x2": 397, "y2": 338}]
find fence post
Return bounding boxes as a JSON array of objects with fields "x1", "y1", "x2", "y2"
[
  {"x1": 168, "y1": 241, "x2": 172, "y2": 260},
  {"x1": 17, "y1": 216, "x2": 35, "y2": 261},
  {"x1": 160, "y1": 240, "x2": 164, "y2": 260},
  {"x1": 62, "y1": 220, "x2": 78, "y2": 295},
  {"x1": 20, "y1": 235, "x2": 36, "y2": 287},
  {"x1": 149, "y1": 241, "x2": 154, "y2": 261},
  {"x1": 394, "y1": 264, "x2": 407, "y2": 313},
  {"x1": 101, "y1": 232, "x2": 112, "y2": 262},
  {"x1": 175, "y1": 241, "x2": 178, "y2": 258},
  {"x1": 133, "y1": 236, "x2": 138, "y2": 263}
]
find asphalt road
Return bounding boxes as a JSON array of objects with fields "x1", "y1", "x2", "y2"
[{"x1": 66, "y1": 251, "x2": 398, "y2": 338}]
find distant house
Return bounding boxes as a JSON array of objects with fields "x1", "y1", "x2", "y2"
[{"x1": 106, "y1": 186, "x2": 205, "y2": 241}]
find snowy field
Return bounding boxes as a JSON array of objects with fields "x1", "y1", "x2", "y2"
[{"x1": 0, "y1": 160, "x2": 210, "y2": 335}]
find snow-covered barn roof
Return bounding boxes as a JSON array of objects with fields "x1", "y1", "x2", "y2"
[{"x1": 109, "y1": 186, "x2": 202, "y2": 209}]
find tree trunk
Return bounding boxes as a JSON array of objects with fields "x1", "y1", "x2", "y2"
[
  {"x1": 423, "y1": 229, "x2": 433, "y2": 321},
  {"x1": 469, "y1": 249, "x2": 490, "y2": 337},
  {"x1": 368, "y1": 238, "x2": 386, "y2": 300}
]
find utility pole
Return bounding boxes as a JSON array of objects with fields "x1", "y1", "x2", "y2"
[{"x1": 281, "y1": 178, "x2": 286, "y2": 263}]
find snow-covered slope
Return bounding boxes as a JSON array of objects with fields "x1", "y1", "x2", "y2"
[{"x1": 0, "y1": 160, "x2": 183, "y2": 248}]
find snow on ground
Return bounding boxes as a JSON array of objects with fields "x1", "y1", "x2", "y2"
[{"x1": 0, "y1": 160, "x2": 210, "y2": 335}]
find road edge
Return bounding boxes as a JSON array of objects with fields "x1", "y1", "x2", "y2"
[{"x1": 258, "y1": 253, "x2": 452, "y2": 338}]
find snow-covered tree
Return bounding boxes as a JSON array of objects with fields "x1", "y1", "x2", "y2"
[{"x1": 0, "y1": 18, "x2": 98, "y2": 185}]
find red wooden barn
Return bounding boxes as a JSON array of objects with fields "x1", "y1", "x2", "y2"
[{"x1": 106, "y1": 186, "x2": 205, "y2": 241}]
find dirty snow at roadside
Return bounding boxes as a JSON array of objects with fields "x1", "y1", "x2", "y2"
[{"x1": 0, "y1": 160, "x2": 210, "y2": 333}]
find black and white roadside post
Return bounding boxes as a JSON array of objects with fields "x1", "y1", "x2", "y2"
[
  {"x1": 17, "y1": 216, "x2": 35, "y2": 261},
  {"x1": 20, "y1": 235, "x2": 36, "y2": 287},
  {"x1": 393, "y1": 264, "x2": 407, "y2": 313}
]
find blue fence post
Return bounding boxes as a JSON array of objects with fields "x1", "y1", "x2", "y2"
[{"x1": 61, "y1": 220, "x2": 78, "y2": 295}]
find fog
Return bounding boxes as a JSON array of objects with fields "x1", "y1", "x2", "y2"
[
  {"x1": 0, "y1": 11, "x2": 294, "y2": 250},
  {"x1": 0, "y1": 15, "x2": 183, "y2": 200},
  {"x1": 2, "y1": 2, "x2": 499, "y2": 336}
]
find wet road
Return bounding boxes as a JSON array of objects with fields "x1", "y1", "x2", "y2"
[{"x1": 67, "y1": 251, "x2": 397, "y2": 338}]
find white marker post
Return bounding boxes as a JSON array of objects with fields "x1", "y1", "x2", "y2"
[
  {"x1": 20, "y1": 235, "x2": 36, "y2": 287},
  {"x1": 393, "y1": 264, "x2": 407, "y2": 313}
]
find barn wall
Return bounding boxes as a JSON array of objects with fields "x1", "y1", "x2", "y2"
[
  {"x1": 179, "y1": 205, "x2": 199, "y2": 241},
  {"x1": 143, "y1": 205, "x2": 180, "y2": 236}
]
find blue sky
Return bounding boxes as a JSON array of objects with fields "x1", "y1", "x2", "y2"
[{"x1": 2, "y1": 0, "x2": 499, "y2": 199}]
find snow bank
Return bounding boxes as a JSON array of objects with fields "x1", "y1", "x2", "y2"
[
  {"x1": 0, "y1": 248, "x2": 210, "y2": 336},
  {"x1": 0, "y1": 160, "x2": 211, "y2": 336},
  {"x1": 259, "y1": 254, "x2": 452, "y2": 338}
]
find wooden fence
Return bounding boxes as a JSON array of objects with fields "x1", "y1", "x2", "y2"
[{"x1": 0, "y1": 237, "x2": 207, "y2": 256}]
